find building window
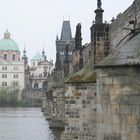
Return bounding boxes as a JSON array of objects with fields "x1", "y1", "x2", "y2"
[
  {"x1": 2, "y1": 67, "x2": 7, "y2": 71},
  {"x1": 60, "y1": 51, "x2": 64, "y2": 55},
  {"x1": 13, "y1": 66, "x2": 18, "y2": 71},
  {"x1": 2, "y1": 74, "x2": 7, "y2": 78},
  {"x1": 2, "y1": 82, "x2": 7, "y2": 86},
  {"x1": 13, "y1": 81, "x2": 18, "y2": 86},
  {"x1": 34, "y1": 81, "x2": 39, "y2": 89},
  {"x1": 68, "y1": 52, "x2": 72, "y2": 55},
  {"x1": 13, "y1": 74, "x2": 18, "y2": 78},
  {"x1": 4, "y1": 54, "x2": 7, "y2": 60},
  {"x1": 13, "y1": 54, "x2": 16, "y2": 60}
]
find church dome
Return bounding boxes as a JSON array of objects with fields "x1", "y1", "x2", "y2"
[
  {"x1": 31, "y1": 52, "x2": 44, "y2": 61},
  {"x1": 0, "y1": 30, "x2": 19, "y2": 51}
]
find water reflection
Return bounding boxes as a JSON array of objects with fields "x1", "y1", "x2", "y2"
[{"x1": 0, "y1": 108, "x2": 54, "y2": 140}]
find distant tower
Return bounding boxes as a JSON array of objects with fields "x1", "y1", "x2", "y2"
[
  {"x1": 55, "y1": 20, "x2": 75, "y2": 70},
  {"x1": 90, "y1": 0, "x2": 109, "y2": 65}
]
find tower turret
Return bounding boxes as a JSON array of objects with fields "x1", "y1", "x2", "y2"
[
  {"x1": 55, "y1": 20, "x2": 75, "y2": 70},
  {"x1": 90, "y1": 0, "x2": 109, "y2": 65}
]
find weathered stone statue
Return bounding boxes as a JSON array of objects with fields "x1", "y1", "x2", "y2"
[
  {"x1": 97, "y1": 0, "x2": 102, "y2": 9},
  {"x1": 75, "y1": 23, "x2": 82, "y2": 50},
  {"x1": 74, "y1": 23, "x2": 83, "y2": 71}
]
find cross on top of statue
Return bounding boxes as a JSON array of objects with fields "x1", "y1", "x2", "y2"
[{"x1": 97, "y1": 0, "x2": 102, "y2": 9}]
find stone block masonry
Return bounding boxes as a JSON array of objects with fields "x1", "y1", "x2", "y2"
[
  {"x1": 109, "y1": 0, "x2": 140, "y2": 53},
  {"x1": 96, "y1": 67, "x2": 140, "y2": 140}
]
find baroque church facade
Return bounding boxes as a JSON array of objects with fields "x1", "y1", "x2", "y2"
[
  {"x1": 30, "y1": 51, "x2": 53, "y2": 90},
  {"x1": 0, "y1": 30, "x2": 25, "y2": 100},
  {"x1": 22, "y1": 48, "x2": 54, "y2": 106}
]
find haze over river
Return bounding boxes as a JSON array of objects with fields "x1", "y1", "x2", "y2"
[{"x1": 0, "y1": 108, "x2": 54, "y2": 140}]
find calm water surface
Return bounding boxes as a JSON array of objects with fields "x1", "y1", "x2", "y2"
[{"x1": 0, "y1": 108, "x2": 54, "y2": 140}]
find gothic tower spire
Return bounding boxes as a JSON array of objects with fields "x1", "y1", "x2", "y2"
[{"x1": 61, "y1": 21, "x2": 72, "y2": 40}]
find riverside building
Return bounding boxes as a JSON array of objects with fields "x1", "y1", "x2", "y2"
[{"x1": 0, "y1": 30, "x2": 25, "y2": 100}]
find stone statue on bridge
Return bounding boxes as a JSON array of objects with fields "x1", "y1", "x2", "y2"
[{"x1": 97, "y1": 0, "x2": 102, "y2": 9}]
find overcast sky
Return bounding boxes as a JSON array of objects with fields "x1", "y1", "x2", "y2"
[{"x1": 0, "y1": 0, "x2": 134, "y2": 62}]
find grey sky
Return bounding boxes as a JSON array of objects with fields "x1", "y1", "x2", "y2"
[{"x1": 0, "y1": 0, "x2": 134, "y2": 62}]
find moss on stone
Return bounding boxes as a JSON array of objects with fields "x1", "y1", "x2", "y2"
[{"x1": 64, "y1": 66, "x2": 96, "y2": 83}]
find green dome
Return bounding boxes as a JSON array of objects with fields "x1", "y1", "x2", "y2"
[
  {"x1": 0, "y1": 39, "x2": 19, "y2": 51},
  {"x1": 0, "y1": 31, "x2": 19, "y2": 51},
  {"x1": 31, "y1": 52, "x2": 44, "y2": 61}
]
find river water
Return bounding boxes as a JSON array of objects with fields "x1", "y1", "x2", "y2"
[{"x1": 0, "y1": 108, "x2": 54, "y2": 140}]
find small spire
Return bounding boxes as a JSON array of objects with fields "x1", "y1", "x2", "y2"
[
  {"x1": 23, "y1": 43, "x2": 26, "y2": 53},
  {"x1": 42, "y1": 47, "x2": 47, "y2": 60},
  {"x1": 22, "y1": 47, "x2": 28, "y2": 64},
  {"x1": 23, "y1": 48, "x2": 26, "y2": 54},
  {"x1": 42, "y1": 48, "x2": 45, "y2": 55}
]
